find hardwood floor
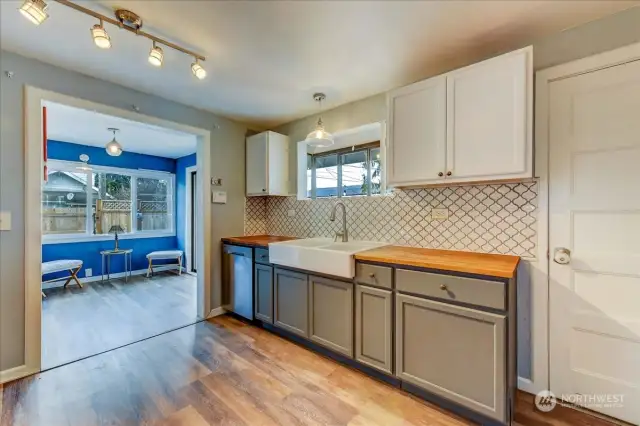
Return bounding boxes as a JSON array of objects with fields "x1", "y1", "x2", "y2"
[
  {"x1": 42, "y1": 272, "x2": 198, "y2": 370},
  {"x1": 1, "y1": 315, "x2": 626, "y2": 426}
]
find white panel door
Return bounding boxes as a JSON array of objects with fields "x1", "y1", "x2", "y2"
[
  {"x1": 387, "y1": 75, "x2": 446, "y2": 186},
  {"x1": 246, "y1": 132, "x2": 268, "y2": 196},
  {"x1": 446, "y1": 47, "x2": 532, "y2": 182},
  {"x1": 549, "y1": 59, "x2": 640, "y2": 424}
]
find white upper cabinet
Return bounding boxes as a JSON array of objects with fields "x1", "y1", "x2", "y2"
[
  {"x1": 246, "y1": 131, "x2": 290, "y2": 196},
  {"x1": 386, "y1": 46, "x2": 532, "y2": 187},
  {"x1": 388, "y1": 76, "x2": 447, "y2": 186}
]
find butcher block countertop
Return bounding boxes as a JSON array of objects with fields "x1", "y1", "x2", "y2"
[
  {"x1": 355, "y1": 246, "x2": 520, "y2": 279},
  {"x1": 221, "y1": 235, "x2": 298, "y2": 248}
]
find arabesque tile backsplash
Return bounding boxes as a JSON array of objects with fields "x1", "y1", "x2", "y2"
[{"x1": 245, "y1": 182, "x2": 538, "y2": 258}]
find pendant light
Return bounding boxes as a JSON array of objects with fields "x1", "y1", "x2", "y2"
[
  {"x1": 105, "y1": 128, "x2": 123, "y2": 157},
  {"x1": 305, "y1": 93, "x2": 334, "y2": 148},
  {"x1": 148, "y1": 41, "x2": 164, "y2": 67},
  {"x1": 91, "y1": 20, "x2": 111, "y2": 49},
  {"x1": 19, "y1": 0, "x2": 49, "y2": 26}
]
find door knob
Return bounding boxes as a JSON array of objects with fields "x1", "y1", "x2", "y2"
[{"x1": 554, "y1": 248, "x2": 571, "y2": 265}]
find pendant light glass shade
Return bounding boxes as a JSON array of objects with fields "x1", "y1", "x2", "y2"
[
  {"x1": 148, "y1": 43, "x2": 163, "y2": 66},
  {"x1": 105, "y1": 128, "x2": 123, "y2": 156},
  {"x1": 305, "y1": 93, "x2": 334, "y2": 148},
  {"x1": 19, "y1": 0, "x2": 49, "y2": 25},
  {"x1": 191, "y1": 60, "x2": 206, "y2": 79},
  {"x1": 91, "y1": 21, "x2": 111, "y2": 49},
  {"x1": 305, "y1": 117, "x2": 334, "y2": 148}
]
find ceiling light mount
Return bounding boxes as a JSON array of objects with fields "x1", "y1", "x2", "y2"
[{"x1": 114, "y1": 9, "x2": 142, "y2": 30}]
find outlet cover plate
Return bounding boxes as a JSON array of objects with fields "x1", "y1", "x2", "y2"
[
  {"x1": 432, "y1": 208, "x2": 449, "y2": 220},
  {"x1": 85, "y1": 268, "x2": 93, "y2": 277}
]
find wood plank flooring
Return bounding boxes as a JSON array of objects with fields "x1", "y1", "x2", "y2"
[
  {"x1": 1, "y1": 315, "x2": 626, "y2": 426},
  {"x1": 42, "y1": 272, "x2": 198, "y2": 369}
]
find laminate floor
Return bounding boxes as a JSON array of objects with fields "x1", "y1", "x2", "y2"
[
  {"x1": 41, "y1": 272, "x2": 198, "y2": 370},
  {"x1": 2, "y1": 315, "x2": 624, "y2": 426}
]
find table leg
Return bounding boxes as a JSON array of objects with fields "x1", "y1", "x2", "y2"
[
  {"x1": 101, "y1": 254, "x2": 105, "y2": 283},
  {"x1": 125, "y1": 253, "x2": 129, "y2": 283},
  {"x1": 107, "y1": 255, "x2": 110, "y2": 281}
]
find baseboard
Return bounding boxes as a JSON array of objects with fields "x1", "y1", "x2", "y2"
[
  {"x1": 518, "y1": 376, "x2": 542, "y2": 394},
  {"x1": 42, "y1": 266, "x2": 187, "y2": 289},
  {"x1": 207, "y1": 306, "x2": 226, "y2": 318},
  {"x1": 0, "y1": 365, "x2": 38, "y2": 385}
]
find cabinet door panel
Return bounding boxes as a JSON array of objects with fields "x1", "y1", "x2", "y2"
[
  {"x1": 355, "y1": 285, "x2": 392, "y2": 373},
  {"x1": 309, "y1": 276, "x2": 353, "y2": 357},
  {"x1": 388, "y1": 76, "x2": 446, "y2": 186},
  {"x1": 274, "y1": 268, "x2": 308, "y2": 337},
  {"x1": 254, "y1": 263, "x2": 273, "y2": 323},
  {"x1": 246, "y1": 133, "x2": 268, "y2": 195},
  {"x1": 396, "y1": 294, "x2": 506, "y2": 422},
  {"x1": 446, "y1": 47, "x2": 532, "y2": 182}
]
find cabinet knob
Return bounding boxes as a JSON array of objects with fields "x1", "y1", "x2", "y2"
[
  {"x1": 262, "y1": 189, "x2": 266, "y2": 192},
  {"x1": 440, "y1": 284, "x2": 448, "y2": 291},
  {"x1": 368, "y1": 273, "x2": 375, "y2": 279},
  {"x1": 446, "y1": 171, "x2": 452, "y2": 176},
  {"x1": 438, "y1": 172, "x2": 444, "y2": 177}
]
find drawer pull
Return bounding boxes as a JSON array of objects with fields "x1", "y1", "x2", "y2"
[
  {"x1": 440, "y1": 284, "x2": 448, "y2": 291},
  {"x1": 369, "y1": 273, "x2": 375, "y2": 279}
]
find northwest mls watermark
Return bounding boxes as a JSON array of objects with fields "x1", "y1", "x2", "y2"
[{"x1": 535, "y1": 390, "x2": 625, "y2": 412}]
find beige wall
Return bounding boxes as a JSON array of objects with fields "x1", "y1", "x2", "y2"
[
  {"x1": 0, "y1": 50, "x2": 250, "y2": 371},
  {"x1": 275, "y1": 7, "x2": 640, "y2": 195}
]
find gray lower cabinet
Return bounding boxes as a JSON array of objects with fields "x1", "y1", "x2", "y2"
[
  {"x1": 355, "y1": 285, "x2": 393, "y2": 374},
  {"x1": 396, "y1": 293, "x2": 507, "y2": 423},
  {"x1": 254, "y1": 263, "x2": 273, "y2": 323},
  {"x1": 274, "y1": 268, "x2": 309, "y2": 337},
  {"x1": 308, "y1": 275, "x2": 354, "y2": 357}
]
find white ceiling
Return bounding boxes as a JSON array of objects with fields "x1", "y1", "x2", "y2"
[
  {"x1": 2, "y1": 1, "x2": 638, "y2": 128},
  {"x1": 45, "y1": 101, "x2": 197, "y2": 159}
]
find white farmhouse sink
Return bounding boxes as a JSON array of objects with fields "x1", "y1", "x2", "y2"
[{"x1": 268, "y1": 237, "x2": 388, "y2": 278}]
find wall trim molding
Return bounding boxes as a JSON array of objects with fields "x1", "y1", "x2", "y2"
[
  {"x1": 185, "y1": 164, "x2": 198, "y2": 273},
  {"x1": 532, "y1": 41, "x2": 640, "y2": 396},
  {"x1": 207, "y1": 306, "x2": 226, "y2": 318},
  {"x1": 0, "y1": 365, "x2": 38, "y2": 385},
  {"x1": 41, "y1": 265, "x2": 186, "y2": 290},
  {"x1": 23, "y1": 86, "x2": 212, "y2": 377}
]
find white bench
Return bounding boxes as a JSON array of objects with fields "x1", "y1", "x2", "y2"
[
  {"x1": 42, "y1": 259, "x2": 83, "y2": 297},
  {"x1": 146, "y1": 250, "x2": 183, "y2": 277}
]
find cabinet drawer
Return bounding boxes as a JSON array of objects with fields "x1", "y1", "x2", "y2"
[
  {"x1": 255, "y1": 248, "x2": 270, "y2": 264},
  {"x1": 356, "y1": 263, "x2": 393, "y2": 289},
  {"x1": 396, "y1": 269, "x2": 505, "y2": 310}
]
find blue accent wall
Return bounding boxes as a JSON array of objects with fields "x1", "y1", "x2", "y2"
[
  {"x1": 43, "y1": 140, "x2": 181, "y2": 280},
  {"x1": 176, "y1": 153, "x2": 197, "y2": 268},
  {"x1": 47, "y1": 140, "x2": 176, "y2": 173}
]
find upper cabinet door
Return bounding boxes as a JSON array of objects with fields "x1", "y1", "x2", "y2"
[
  {"x1": 446, "y1": 47, "x2": 532, "y2": 182},
  {"x1": 246, "y1": 132, "x2": 269, "y2": 195},
  {"x1": 387, "y1": 75, "x2": 447, "y2": 187}
]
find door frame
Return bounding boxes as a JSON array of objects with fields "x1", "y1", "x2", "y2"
[
  {"x1": 185, "y1": 165, "x2": 197, "y2": 273},
  {"x1": 531, "y1": 41, "x2": 640, "y2": 395},
  {"x1": 20, "y1": 86, "x2": 214, "y2": 382}
]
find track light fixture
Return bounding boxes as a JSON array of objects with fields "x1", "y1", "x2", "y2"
[
  {"x1": 91, "y1": 19, "x2": 111, "y2": 49},
  {"x1": 20, "y1": 1, "x2": 206, "y2": 79},
  {"x1": 148, "y1": 42, "x2": 164, "y2": 67},
  {"x1": 191, "y1": 59, "x2": 207, "y2": 80},
  {"x1": 19, "y1": 0, "x2": 49, "y2": 26}
]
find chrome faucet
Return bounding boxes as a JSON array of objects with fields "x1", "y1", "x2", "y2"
[{"x1": 329, "y1": 202, "x2": 348, "y2": 242}]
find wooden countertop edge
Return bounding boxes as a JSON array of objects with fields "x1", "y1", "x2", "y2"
[
  {"x1": 221, "y1": 235, "x2": 298, "y2": 248},
  {"x1": 354, "y1": 248, "x2": 520, "y2": 279}
]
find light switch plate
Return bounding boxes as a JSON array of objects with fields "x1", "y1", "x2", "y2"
[
  {"x1": 212, "y1": 190, "x2": 227, "y2": 204},
  {"x1": 0, "y1": 211, "x2": 11, "y2": 231},
  {"x1": 431, "y1": 208, "x2": 449, "y2": 220}
]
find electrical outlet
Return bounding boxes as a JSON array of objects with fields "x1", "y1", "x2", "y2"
[
  {"x1": 431, "y1": 208, "x2": 449, "y2": 220},
  {"x1": 85, "y1": 268, "x2": 93, "y2": 277},
  {"x1": 287, "y1": 209, "x2": 296, "y2": 217},
  {"x1": 0, "y1": 211, "x2": 11, "y2": 231}
]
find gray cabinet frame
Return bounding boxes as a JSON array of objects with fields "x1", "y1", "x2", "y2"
[
  {"x1": 254, "y1": 263, "x2": 274, "y2": 323},
  {"x1": 355, "y1": 284, "x2": 393, "y2": 373}
]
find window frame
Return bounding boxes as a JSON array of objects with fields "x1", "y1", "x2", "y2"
[
  {"x1": 42, "y1": 160, "x2": 176, "y2": 244},
  {"x1": 307, "y1": 142, "x2": 381, "y2": 199}
]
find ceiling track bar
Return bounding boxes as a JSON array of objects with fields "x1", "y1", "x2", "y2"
[{"x1": 53, "y1": 0, "x2": 206, "y2": 61}]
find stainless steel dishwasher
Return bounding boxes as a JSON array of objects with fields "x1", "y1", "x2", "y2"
[{"x1": 222, "y1": 244, "x2": 254, "y2": 320}]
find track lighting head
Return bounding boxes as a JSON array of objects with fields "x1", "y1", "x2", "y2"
[
  {"x1": 191, "y1": 59, "x2": 206, "y2": 80},
  {"x1": 91, "y1": 20, "x2": 111, "y2": 49},
  {"x1": 19, "y1": 0, "x2": 49, "y2": 26},
  {"x1": 148, "y1": 42, "x2": 163, "y2": 67}
]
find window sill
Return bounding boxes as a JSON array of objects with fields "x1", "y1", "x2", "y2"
[{"x1": 42, "y1": 231, "x2": 176, "y2": 245}]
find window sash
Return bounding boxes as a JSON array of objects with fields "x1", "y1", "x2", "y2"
[
  {"x1": 43, "y1": 160, "x2": 175, "y2": 242},
  {"x1": 308, "y1": 142, "x2": 380, "y2": 199}
]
